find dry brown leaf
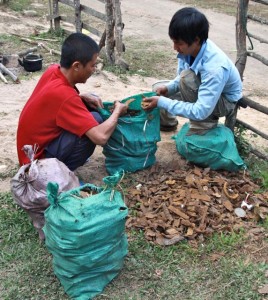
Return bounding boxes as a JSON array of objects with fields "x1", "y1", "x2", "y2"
[
  {"x1": 145, "y1": 229, "x2": 156, "y2": 237},
  {"x1": 193, "y1": 167, "x2": 202, "y2": 177},
  {"x1": 191, "y1": 193, "x2": 211, "y2": 202},
  {"x1": 168, "y1": 205, "x2": 189, "y2": 219},
  {"x1": 185, "y1": 174, "x2": 196, "y2": 186},
  {"x1": 145, "y1": 212, "x2": 156, "y2": 219},
  {"x1": 166, "y1": 228, "x2": 179, "y2": 235},
  {"x1": 185, "y1": 227, "x2": 194, "y2": 236},
  {"x1": 210, "y1": 252, "x2": 225, "y2": 261},
  {"x1": 222, "y1": 199, "x2": 233, "y2": 211}
]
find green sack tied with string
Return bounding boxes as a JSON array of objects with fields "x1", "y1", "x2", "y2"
[
  {"x1": 99, "y1": 92, "x2": 161, "y2": 175},
  {"x1": 43, "y1": 173, "x2": 128, "y2": 300},
  {"x1": 173, "y1": 122, "x2": 246, "y2": 172}
]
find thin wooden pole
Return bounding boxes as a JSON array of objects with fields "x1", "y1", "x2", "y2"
[
  {"x1": 105, "y1": 0, "x2": 115, "y2": 64},
  {"x1": 74, "y1": 0, "x2": 82, "y2": 32},
  {"x1": 235, "y1": 0, "x2": 249, "y2": 79},
  {"x1": 52, "y1": 0, "x2": 60, "y2": 31}
]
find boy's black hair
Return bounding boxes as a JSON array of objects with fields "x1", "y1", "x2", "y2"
[
  {"x1": 60, "y1": 32, "x2": 99, "y2": 68},
  {"x1": 169, "y1": 7, "x2": 209, "y2": 45}
]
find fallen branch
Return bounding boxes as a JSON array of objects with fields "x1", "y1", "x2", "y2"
[
  {"x1": 20, "y1": 37, "x2": 39, "y2": 45},
  {"x1": 0, "y1": 70, "x2": 8, "y2": 84},
  {"x1": 19, "y1": 37, "x2": 61, "y2": 56},
  {"x1": 39, "y1": 43, "x2": 61, "y2": 56},
  {"x1": 0, "y1": 63, "x2": 20, "y2": 83},
  {"x1": 32, "y1": 37, "x2": 58, "y2": 42},
  {"x1": 18, "y1": 47, "x2": 38, "y2": 57}
]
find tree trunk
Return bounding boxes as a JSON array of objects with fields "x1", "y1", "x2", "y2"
[
  {"x1": 227, "y1": 0, "x2": 249, "y2": 131},
  {"x1": 74, "y1": 0, "x2": 82, "y2": 32},
  {"x1": 235, "y1": 0, "x2": 249, "y2": 79},
  {"x1": 105, "y1": 0, "x2": 115, "y2": 64},
  {"x1": 113, "y1": 0, "x2": 123, "y2": 58},
  {"x1": 52, "y1": 0, "x2": 60, "y2": 30}
]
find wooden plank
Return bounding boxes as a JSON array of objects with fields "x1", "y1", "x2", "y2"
[
  {"x1": 46, "y1": 14, "x2": 61, "y2": 21},
  {"x1": 250, "y1": 0, "x2": 268, "y2": 5},
  {"x1": 81, "y1": 4, "x2": 106, "y2": 21},
  {"x1": 248, "y1": 32, "x2": 268, "y2": 44},
  {"x1": 249, "y1": 147, "x2": 268, "y2": 161},
  {"x1": 242, "y1": 96, "x2": 268, "y2": 114},
  {"x1": 59, "y1": 0, "x2": 74, "y2": 7},
  {"x1": 82, "y1": 23, "x2": 102, "y2": 37},
  {"x1": 247, "y1": 51, "x2": 268, "y2": 66},
  {"x1": 248, "y1": 14, "x2": 268, "y2": 25},
  {"x1": 236, "y1": 119, "x2": 268, "y2": 140}
]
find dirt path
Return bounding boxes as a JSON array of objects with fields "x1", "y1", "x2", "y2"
[{"x1": 0, "y1": 1, "x2": 267, "y2": 192}]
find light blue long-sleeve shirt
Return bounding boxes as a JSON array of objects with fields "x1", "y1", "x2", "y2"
[{"x1": 158, "y1": 39, "x2": 243, "y2": 120}]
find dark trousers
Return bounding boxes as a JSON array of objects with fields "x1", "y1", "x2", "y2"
[{"x1": 45, "y1": 111, "x2": 103, "y2": 171}]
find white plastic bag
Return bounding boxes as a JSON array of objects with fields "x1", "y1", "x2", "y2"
[{"x1": 10, "y1": 145, "x2": 80, "y2": 240}]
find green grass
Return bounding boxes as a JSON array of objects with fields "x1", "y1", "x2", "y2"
[
  {"x1": 3, "y1": 0, "x2": 32, "y2": 11},
  {"x1": 103, "y1": 38, "x2": 177, "y2": 80},
  {"x1": 1, "y1": 192, "x2": 267, "y2": 300}
]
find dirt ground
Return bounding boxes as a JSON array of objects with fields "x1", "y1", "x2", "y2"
[{"x1": 0, "y1": 0, "x2": 267, "y2": 192}]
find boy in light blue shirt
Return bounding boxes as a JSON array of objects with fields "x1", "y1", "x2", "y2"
[{"x1": 143, "y1": 7, "x2": 243, "y2": 135}]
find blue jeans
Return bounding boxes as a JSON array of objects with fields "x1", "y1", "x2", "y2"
[{"x1": 45, "y1": 111, "x2": 103, "y2": 171}]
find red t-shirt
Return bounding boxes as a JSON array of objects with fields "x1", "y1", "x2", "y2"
[{"x1": 17, "y1": 64, "x2": 98, "y2": 165}]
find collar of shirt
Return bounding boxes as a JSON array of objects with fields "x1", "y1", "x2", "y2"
[{"x1": 177, "y1": 41, "x2": 207, "y2": 75}]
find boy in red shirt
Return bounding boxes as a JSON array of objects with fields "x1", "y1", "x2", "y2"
[{"x1": 17, "y1": 33, "x2": 127, "y2": 170}]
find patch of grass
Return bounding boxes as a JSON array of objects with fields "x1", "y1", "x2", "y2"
[
  {"x1": 4, "y1": 0, "x2": 32, "y2": 12},
  {"x1": 1, "y1": 192, "x2": 267, "y2": 300},
  {"x1": 244, "y1": 155, "x2": 268, "y2": 191},
  {"x1": 0, "y1": 192, "x2": 67, "y2": 299},
  {"x1": 103, "y1": 38, "x2": 177, "y2": 80},
  {"x1": 0, "y1": 34, "x2": 23, "y2": 54},
  {"x1": 0, "y1": 165, "x2": 18, "y2": 179}
]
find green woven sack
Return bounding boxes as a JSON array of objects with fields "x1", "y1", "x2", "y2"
[
  {"x1": 43, "y1": 173, "x2": 128, "y2": 300},
  {"x1": 99, "y1": 92, "x2": 161, "y2": 175},
  {"x1": 173, "y1": 122, "x2": 246, "y2": 172}
]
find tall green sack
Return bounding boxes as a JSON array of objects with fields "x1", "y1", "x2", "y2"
[
  {"x1": 43, "y1": 173, "x2": 128, "y2": 300},
  {"x1": 99, "y1": 92, "x2": 161, "y2": 175},
  {"x1": 173, "y1": 122, "x2": 246, "y2": 172}
]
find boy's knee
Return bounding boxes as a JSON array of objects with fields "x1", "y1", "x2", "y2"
[{"x1": 180, "y1": 70, "x2": 200, "y2": 92}]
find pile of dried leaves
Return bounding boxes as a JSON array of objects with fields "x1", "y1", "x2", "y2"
[{"x1": 125, "y1": 163, "x2": 268, "y2": 246}]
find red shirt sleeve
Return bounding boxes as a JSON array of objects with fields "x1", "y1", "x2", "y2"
[{"x1": 56, "y1": 95, "x2": 99, "y2": 137}]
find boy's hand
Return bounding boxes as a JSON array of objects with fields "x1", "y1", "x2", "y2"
[
  {"x1": 155, "y1": 86, "x2": 168, "y2": 96},
  {"x1": 80, "y1": 93, "x2": 104, "y2": 109},
  {"x1": 142, "y1": 96, "x2": 159, "y2": 111},
  {"x1": 113, "y1": 101, "x2": 128, "y2": 116}
]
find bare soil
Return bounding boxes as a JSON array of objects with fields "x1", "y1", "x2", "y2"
[{"x1": 0, "y1": 0, "x2": 267, "y2": 192}]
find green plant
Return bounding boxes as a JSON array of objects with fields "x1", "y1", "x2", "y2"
[
  {"x1": 234, "y1": 124, "x2": 251, "y2": 158},
  {"x1": 5, "y1": 0, "x2": 32, "y2": 11},
  {"x1": 102, "y1": 38, "x2": 176, "y2": 79},
  {"x1": 244, "y1": 155, "x2": 268, "y2": 190}
]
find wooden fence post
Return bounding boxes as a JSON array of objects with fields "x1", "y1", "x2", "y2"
[
  {"x1": 226, "y1": 0, "x2": 249, "y2": 131},
  {"x1": 235, "y1": 0, "x2": 249, "y2": 79},
  {"x1": 113, "y1": 0, "x2": 124, "y2": 59},
  {"x1": 74, "y1": 0, "x2": 82, "y2": 32},
  {"x1": 52, "y1": 0, "x2": 60, "y2": 31},
  {"x1": 105, "y1": 0, "x2": 115, "y2": 64}
]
